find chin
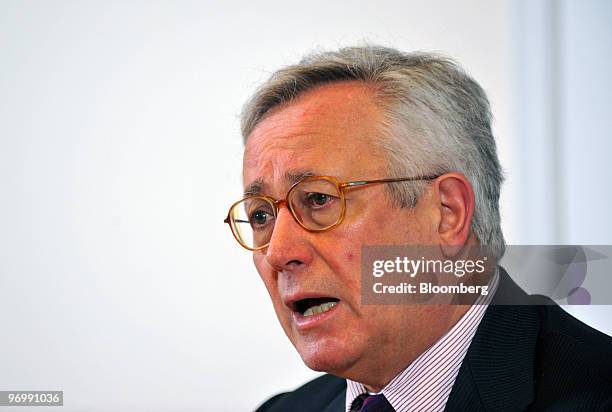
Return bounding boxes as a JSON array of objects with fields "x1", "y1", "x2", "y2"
[{"x1": 295, "y1": 337, "x2": 359, "y2": 376}]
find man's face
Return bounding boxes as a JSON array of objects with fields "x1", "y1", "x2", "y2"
[{"x1": 242, "y1": 82, "x2": 441, "y2": 378}]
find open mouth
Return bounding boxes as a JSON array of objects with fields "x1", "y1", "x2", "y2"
[{"x1": 293, "y1": 297, "x2": 340, "y2": 317}]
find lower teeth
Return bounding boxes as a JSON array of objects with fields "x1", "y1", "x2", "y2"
[{"x1": 302, "y1": 301, "x2": 338, "y2": 317}]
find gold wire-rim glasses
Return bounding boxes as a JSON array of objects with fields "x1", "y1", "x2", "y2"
[{"x1": 224, "y1": 174, "x2": 441, "y2": 251}]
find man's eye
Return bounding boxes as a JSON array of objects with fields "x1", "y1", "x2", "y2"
[
  {"x1": 249, "y1": 210, "x2": 272, "y2": 227},
  {"x1": 306, "y1": 192, "x2": 334, "y2": 207}
]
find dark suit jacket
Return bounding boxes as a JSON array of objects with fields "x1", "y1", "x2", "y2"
[{"x1": 256, "y1": 268, "x2": 612, "y2": 411}]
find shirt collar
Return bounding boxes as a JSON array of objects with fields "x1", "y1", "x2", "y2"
[{"x1": 345, "y1": 269, "x2": 500, "y2": 412}]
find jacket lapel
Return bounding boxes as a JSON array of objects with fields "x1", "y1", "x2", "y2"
[
  {"x1": 445, "y1": 267, "x2": 539, "y2": 411},
  {"x1": 322, "y1": 389, "x2": 346, "y2": 412}
]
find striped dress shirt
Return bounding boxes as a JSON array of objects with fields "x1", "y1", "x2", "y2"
[{"x1": 345, "y1": 269, "x2": 500, "y2": 412}]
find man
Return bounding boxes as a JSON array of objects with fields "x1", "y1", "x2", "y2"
[{"x1": 225, "y1": 46, "x2": 612, "y2": 411}]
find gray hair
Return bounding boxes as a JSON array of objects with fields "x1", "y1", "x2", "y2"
[{"x1": 241, "y1": 46, "x2": 505, "y2": 258}]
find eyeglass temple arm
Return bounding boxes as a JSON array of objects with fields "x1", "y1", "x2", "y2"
[
  {"x1": 224, "y1": 215, "x2": 247, "y2": 224},
  {"x1": 342, "y1": 175, "x2": 440, "y2": 188}
]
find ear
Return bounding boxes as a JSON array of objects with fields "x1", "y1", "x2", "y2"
[{"x1": 435, "y1": 173, "x2": 475, "y2": 257}]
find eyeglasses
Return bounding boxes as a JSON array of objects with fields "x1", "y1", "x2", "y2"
[{"x1": 224, "y1": 175, "x2": 440, "y2": 251}]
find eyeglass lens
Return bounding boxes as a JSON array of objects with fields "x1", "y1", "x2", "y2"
[{"x1": 230, "y1": 178, "x2": 343, "y2": 249}]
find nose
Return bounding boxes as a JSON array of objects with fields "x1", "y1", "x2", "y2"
[{"x1": 264, "y1": 204, "x2": 313, "y2": 272}]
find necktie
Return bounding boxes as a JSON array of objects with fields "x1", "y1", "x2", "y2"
[{"x1": 350, "y1": 393, "x2": 396, "y2": 412}]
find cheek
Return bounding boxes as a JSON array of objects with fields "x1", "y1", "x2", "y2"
[
  {"x1": 253, "y1": 254, "x2": 279, "y2": 298},
  {"x1": 345, "y1": 251, "x2": 355, "y2": 262},
  {"x1": 322, "y1": 225, "x2": 373, "y2": 282},
  {"x1": 320, "y1": 240, "x2": 362, "y2": 293},
  {"x1": 341, "y1": 249, "x2": 364, "y2": 292},
  {"x1": 343, "y1": 209, "x2": 396, "y2": 244}
]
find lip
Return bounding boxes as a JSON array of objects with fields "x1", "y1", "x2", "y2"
[
  {"x1": 291, "y1": 300, "x2": 340, "y2": 330},
  {"x1": 283, "y1": 292, "x2": 341, "y2": 331},
  {"x1": 283, "y1": 292, "x2": 339, "y2": 310}
]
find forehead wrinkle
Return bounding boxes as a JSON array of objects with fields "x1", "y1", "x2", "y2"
[{"x1": 243, "y1": 128, "x2": 314, "y2": 172}]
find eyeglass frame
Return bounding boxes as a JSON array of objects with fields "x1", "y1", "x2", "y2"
[{"x1": 224, "y1": 174, "x2": 441, "y2": 251}]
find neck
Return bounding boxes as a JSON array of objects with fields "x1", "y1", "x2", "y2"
[{"x1": 348, "y1": 304, "x2": 470, "y2": 392}]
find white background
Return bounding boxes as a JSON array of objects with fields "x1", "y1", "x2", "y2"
[{"x1": 1, "y1": 1, "x2": 610, "y2": 411}]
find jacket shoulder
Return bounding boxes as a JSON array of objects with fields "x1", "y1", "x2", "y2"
[
  {"x1": 256, "y1": 374, "x2": 346, "y2": 412},
  {"x1": 538, "y1": 304, "x2": 612, "y2": 350},
  {"x1": 531, "y1": 305, "x2": 612, "y2": 410}
]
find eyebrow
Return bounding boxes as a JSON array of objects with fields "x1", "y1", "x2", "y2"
[
  {"x1": 244, "y1": 179, "x2": 264, "y2": 197},
  {"x1": 243, "y1": 170, "x2": 318, "y2": 197}
]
